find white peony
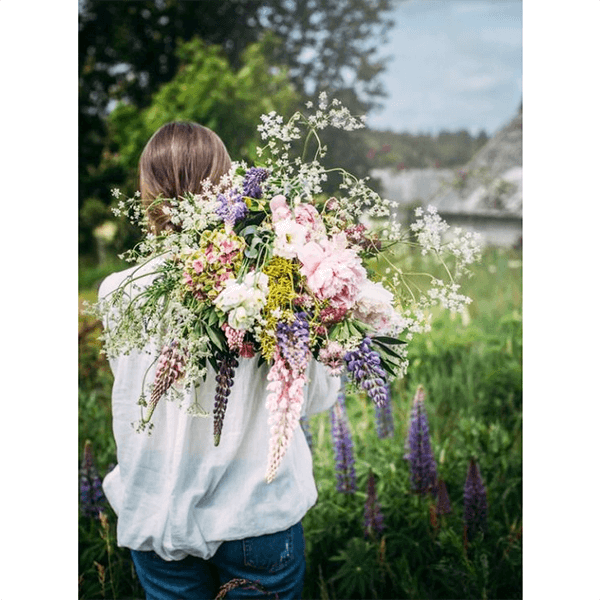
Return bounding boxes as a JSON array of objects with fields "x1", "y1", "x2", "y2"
[
  {"x1": 352, "y1": 280, "x2": 403, "y2": 335},
  {"x1": 272, "y1": 219, "x2": 308, "y2": 259},
  {"x1": 214, "y1": 271, "x2": 269, "y2": 330}
]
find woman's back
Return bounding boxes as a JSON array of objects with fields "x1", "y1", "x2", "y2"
[{"x1": 99, "y1": 262, "x2": 340, "y2": 561}]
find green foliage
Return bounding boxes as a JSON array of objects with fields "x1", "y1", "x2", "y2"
[
  {"x1": 78, "y1": 510, "x2": 144, "y2": 600},
  {"x1": 301, "y1": 247, "x2": 522, "y2": 599},
  {"x1": 106, "y1": 34, "x2": 299, "y2": 196},
  {"x1": 78, "y1": 256, "x2": 129, "y2": 291},
  {"x1": 80, "y1": 34, "x2": 299, "y2": 259},
  {"x1": 78, "y1": 248, "x2": 521, "y2": 599}
]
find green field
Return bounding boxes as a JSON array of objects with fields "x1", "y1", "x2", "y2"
[{"x1": 79, "y1": 246, "x2": 522, "y2": 599}]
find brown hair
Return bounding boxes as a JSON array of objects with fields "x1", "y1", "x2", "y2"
[{"x1": 139, "y1": 121, "x2": 231, "y2": 233}]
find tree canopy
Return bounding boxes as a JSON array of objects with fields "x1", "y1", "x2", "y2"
[{"x1": 106, "y1": 35, "x2": 299, "y2": 192}]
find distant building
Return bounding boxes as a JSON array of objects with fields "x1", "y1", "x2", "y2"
[{"x1": 372, "y1": 107, "x2": 522, "y2": 248}]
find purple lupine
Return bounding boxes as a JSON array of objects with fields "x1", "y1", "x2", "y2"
[
  {"x1": 374, "y1": 383, "x2": 394, "y2": 439},
  {"x1": 276, "y1": 312, "x2": 310, "y2": 373},
  {"x1": 216, "y1": 188, "x2": 248, "y2": 227},
  {"x1": 80, "y1": 440, "x2": 106, "y2": 518},
  {"x1": 364, "y1": 471, "x2": 385, "y2": 538},
  {"x1": 344, "y1": 338, "x2": 388, "y2": 407},
  {"x1": 436, "y1": 479, "x2": 452, "y2": 516},
  {"x1": 406, "y1": 385, "x2": 438, "y2": 496},
  {"x1": 463, "y1": 458, "x2": 488, "y2": 541},
  {"x1": 242, "y1": 167, "x2": 270, "y2": 199},
  {"x1": 213, "y1": 353, "x2": 239, "y2": 446},
  {"x1": 330, "y1": 390, "x2": 357, "y2": 493}
]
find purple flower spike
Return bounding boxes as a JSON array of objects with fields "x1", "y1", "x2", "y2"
[
  {"x1": 374, "y1": 384, "x2": 394, "y2": 439},
  {"x1": 213, "y1": 353, "x2": 239, "y2": 446},
  {"x1": 216, "y1": 188, "x2": 248, "y2": 227},
  {"x1": 364, "y1": 471, "x2": 385, "y2": 538},
  {"x1": 464, "y1": 458, "x2": 488, "y2": 541},
  {"x1": 406, "y1": 385, "x2": 438, "y2": 496},
  {"x1": 330, "y1": 390, "x2": 357, "y2": 494},
  {"x1": 344, "y1": 338, "x2": 388, "y2": 408},
  {"x1": 276, "y1": 312, "x2": 310, "y2": 373},
  {"x1": 80, "y1": 440, "x2": 106, "y2": 518},
  {"x1": 242, "y1": 167, "x2": 270, "y2": 199}
]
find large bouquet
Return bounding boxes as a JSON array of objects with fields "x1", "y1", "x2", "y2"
[{"x1": 93, "y1": 93, "x2": 481, "y2": 482}]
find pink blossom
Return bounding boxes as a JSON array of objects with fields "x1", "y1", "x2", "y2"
[
  {"x1": 297, "y1": 233, "x2": 367, "y2": 310},
  {"x1": 294, "y1": 203, "x2": 326, "y2": 242},
  {"x1": 265, "y1": 347, "x2": 307, "y2": 483},
  {"x1": 240, "y1": 342, "x2": 255, "y2": 359},
  {"x1": 270, "y1": 194, "x2": 292, "y2": 223},
  {"x1": 183, "y1": 272, "x2": 194, "y2": 287},
  {"x1": 318, "y1": 340, "x2": 346, "y2": 375},
  {"x1": 223, "y1": 323, "x2": 245, "y2": 352},
  {"x1": 325, "y1": 197, "x2": 339, "y2": 211},
  {"x1": 219, "y1": 238, "x2": 239, "y2": 255}
]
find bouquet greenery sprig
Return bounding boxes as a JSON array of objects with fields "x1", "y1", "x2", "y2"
[{"x1": 92, "y1": 93, "x2": 481, "y2": 482}]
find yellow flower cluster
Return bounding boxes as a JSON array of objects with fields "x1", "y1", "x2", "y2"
[{"x1": 259, "y1": 257, "x2": 298, "y2": 359}]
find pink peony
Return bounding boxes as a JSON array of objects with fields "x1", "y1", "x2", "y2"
[
  {"x1": 294, "y1": 203, "x2": 326, "y2": 242},
  {"x1": 270, "y1": 194, "x2": 292, "y2": 223},
  {"x1": 297, "y1": 233, "x2": 366, "y2": 310}
]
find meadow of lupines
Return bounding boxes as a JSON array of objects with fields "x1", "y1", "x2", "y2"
[{"x1": 79, "y1": 246, "x2": 522, "y2": 600}]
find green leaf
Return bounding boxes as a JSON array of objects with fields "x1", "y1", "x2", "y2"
[
  {"x1": 240, "y1": 225, "x2": 258, "y2": 237},
  {"x1": 205, "y1": 325, "x2": 225, "y2": 352},
  {"x1": 207, "y1": 310, "x2": 219, "y2": 327},
  {"x1": 207, "y1": 354, "x2": 219, "y2": 374},
  {"x1": 372, "y1": 339, "x2": 404, "y2": 361},
  {"x1": 372, "y1": 335, "x2": 406, "y2": 345}
]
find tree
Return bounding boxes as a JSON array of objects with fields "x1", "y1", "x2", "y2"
[{"x1": 105, "y1": 35, "x2": 299, "y2": 193}]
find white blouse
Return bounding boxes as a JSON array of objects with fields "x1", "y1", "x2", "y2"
[{"x1": 98, "y1": 264, "x2": 340, "y2": 561}]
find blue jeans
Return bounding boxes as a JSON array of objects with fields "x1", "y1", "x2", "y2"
[{"x1": 130, "y1": 521, "x2": 305, "y2": 600}]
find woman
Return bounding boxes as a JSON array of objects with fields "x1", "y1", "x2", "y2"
[{"x1": 99, "y1": 121, "x2": 340, "y2": 599}]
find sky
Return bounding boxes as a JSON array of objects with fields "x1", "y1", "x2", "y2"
[{"x1": 367, "y1": 0, "x2": 522, "y2": 136}]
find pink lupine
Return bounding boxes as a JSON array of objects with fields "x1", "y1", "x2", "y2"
[
  {"x1": 223, "y1": 323, "x2": 245, "y2": 352},
  {"x1": 145, "y1": 341, "x2": 186, "y2": 423},
  {"x1": 265, "y1": 347, "x2": 308, "y2": 483}
]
